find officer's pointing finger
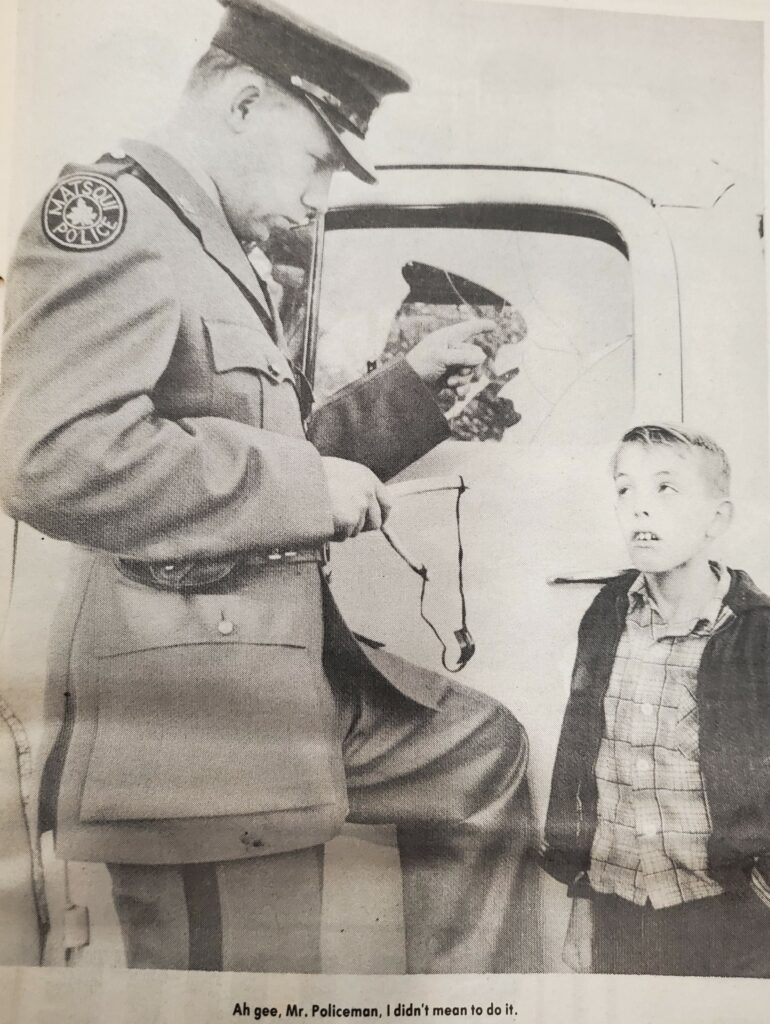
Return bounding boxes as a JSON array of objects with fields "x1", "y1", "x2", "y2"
[
  {"x1": 446, "y1": 342, "x2": 487, "y2": 367},
  {"x1": 442, "y1": 318, "x2": 495, "y2": 346}
]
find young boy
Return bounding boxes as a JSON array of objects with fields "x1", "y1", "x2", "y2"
[{"x1": 542, "y1": 424, "x2": 770, "y2": 976}]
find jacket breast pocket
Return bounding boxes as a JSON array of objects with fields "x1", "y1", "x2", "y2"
[
  {"x1": 76, "y1": 557, "x2": 338, "y2": 823},
  {"x1": 204, "y1": 317, "x2": 300, "y2": 429}
]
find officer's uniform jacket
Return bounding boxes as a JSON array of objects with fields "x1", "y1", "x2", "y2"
[{"x1": 0, "y1": 140, "x2": 452, "y2": 865}]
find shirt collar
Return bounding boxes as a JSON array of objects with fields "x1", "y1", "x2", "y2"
[{"x1": 627, "y1": 563, "x2": 732, "y2": 638}]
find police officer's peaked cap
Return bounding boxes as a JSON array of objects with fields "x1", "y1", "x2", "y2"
[{"x1": 212, "y1": 0, "x2": 410, "y2": 184}]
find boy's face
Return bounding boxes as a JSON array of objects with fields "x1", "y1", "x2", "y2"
[{"x1": 613, "y1": 442, "x2": 730, "y2": 573}]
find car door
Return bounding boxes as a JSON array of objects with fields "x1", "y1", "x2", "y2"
[{"x1": 297, "y1": 165, "x2": 683, "y2": 966}]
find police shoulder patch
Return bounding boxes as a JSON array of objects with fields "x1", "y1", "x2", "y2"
[{"x1": 42, "y1": 173, "x2": 127, "y2": 252}]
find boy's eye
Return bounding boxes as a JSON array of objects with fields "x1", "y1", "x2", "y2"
[
  {"x1": 658, "y1": 482, "x2": 677, "y2": 493},
  {"x1": 616, "y1": 486, "x2": 629, "y2": 497}
]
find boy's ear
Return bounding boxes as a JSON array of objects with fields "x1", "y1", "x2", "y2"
[{"x1": 706, "y1": 498, "x2": 734, "y2": 540}]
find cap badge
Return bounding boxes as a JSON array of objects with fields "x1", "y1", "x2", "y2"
[{"x1": 42, "y1": 173, "x2": 126, "y2": 252}]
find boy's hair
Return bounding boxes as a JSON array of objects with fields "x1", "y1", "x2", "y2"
[{"x1": 611, "y1": 423, "x2": 731, "y2": 497}]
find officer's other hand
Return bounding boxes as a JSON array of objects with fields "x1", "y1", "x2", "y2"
[
  {"x1": 322, "y1": 457, "x2": 393, "y2": 541},
  {"x1": 405, "y1": 318, "x2": 493, "y2": 387},
  {"x1": 562, "y1": 897, "x2": 593, "y2": 973}
]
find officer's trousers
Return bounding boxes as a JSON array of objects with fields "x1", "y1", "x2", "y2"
[{"x1": 107, "y1": 672, "x2": 542, "y2": 973}]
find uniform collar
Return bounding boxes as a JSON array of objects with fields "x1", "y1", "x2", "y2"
[
  {"x1": 119, "y1": 138, "x2": 274, "y2": 327},
  {"x1": 145, "y1": 134, "x2": 224, "y2": 210},
  {"x1": 627, "y1": 562, "x2": 731, "y2": 638}
]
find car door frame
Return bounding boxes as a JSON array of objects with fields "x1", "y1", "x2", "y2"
[{"x1": 301, "y1": 164, "x2": 683, "y2": 425}]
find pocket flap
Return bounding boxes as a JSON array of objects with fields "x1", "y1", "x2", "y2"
[
  {"x1": 204, "y1": 317, "x2": 294, "y2": 382},
  {"x1": 90, "y1": 558, "x2": 318, "y2": 656}
]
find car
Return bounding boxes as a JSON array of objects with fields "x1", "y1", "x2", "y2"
[{"x1": 0, "y1": 0, "x2": 765, "y2": 975}]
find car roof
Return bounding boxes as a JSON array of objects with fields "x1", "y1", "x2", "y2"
[{"x1": 290, "y1": 0, "x2": 762, "y2": 209}]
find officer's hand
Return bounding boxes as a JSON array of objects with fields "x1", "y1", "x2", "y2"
[
  {"x1": 562, "y1": 897, "x2": 593, "y2": 973},
  {"x1": 405, "y1": 318, "x2": 493, "y2": 388},
  {"x1": 321, "y1": 457, "x2": 393, "y2": 541}
]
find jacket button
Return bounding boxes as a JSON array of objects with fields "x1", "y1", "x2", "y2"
[{"x1": 218, "y1": 619, "x2": 235, "y2": 636}]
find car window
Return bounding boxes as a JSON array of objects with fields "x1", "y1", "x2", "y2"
[{"x1": 313, "y1": 219, "x2": 632, "y2": 447}]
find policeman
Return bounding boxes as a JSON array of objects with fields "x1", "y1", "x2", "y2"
[{"x1": 0, "y1": 0, "x2": 540, "y2": 973}]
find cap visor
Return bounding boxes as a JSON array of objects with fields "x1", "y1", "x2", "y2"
[{"x1": 304, "y1": 96, "x2": 377, "y2": 185}]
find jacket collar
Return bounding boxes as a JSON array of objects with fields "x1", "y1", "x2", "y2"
[
  {"x1": 722, "y1": 567, "x2": 770, "y2": 614},
  {"x1": 608, "y1": 563, "x2": 770, "y2": 625},
  {"x1": 120, "y1": 138, "x2": 274, "y2": 327}
]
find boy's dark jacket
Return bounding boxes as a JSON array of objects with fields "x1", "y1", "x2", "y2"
[{"x1": 542, "y1": 567, "x2": 770, "y2": 895}]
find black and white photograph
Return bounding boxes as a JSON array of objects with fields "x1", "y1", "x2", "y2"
[{"x1": 0, "y1": 0, "x2": 768, "y2": 1018}]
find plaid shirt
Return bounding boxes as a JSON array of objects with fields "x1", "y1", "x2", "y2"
[{"x1": 588, "y1": 565, "x2": 733, "y2": 908}]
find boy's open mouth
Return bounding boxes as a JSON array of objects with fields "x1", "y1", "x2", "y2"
[{"x1": 632, "y1": 530, "x2": 660, "y2": 542}]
